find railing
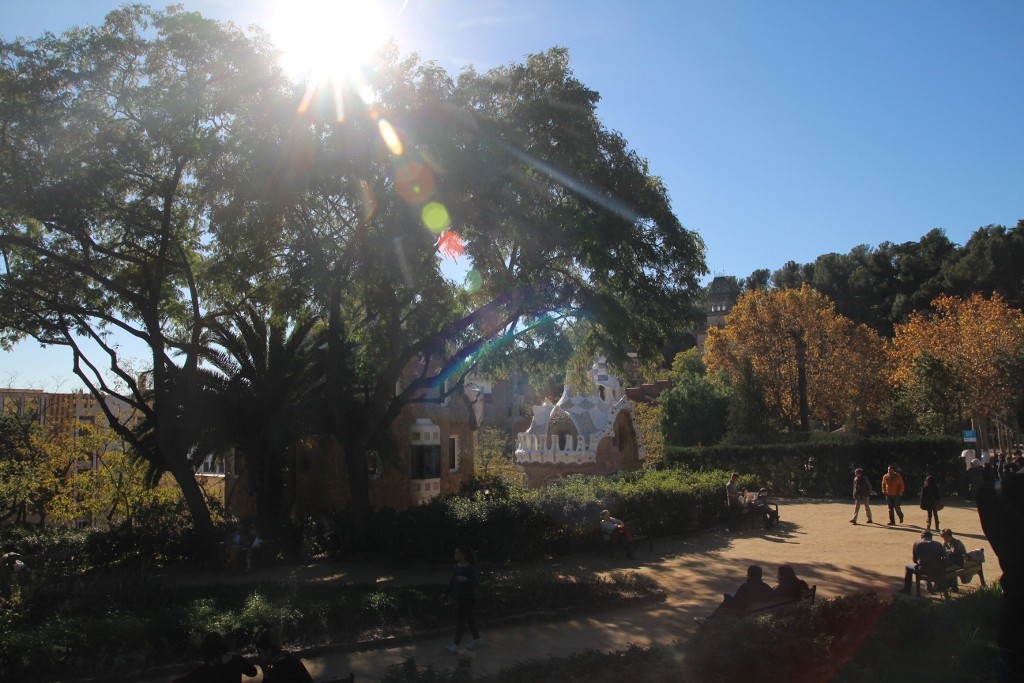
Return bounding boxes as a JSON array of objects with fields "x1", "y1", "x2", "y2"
[{"x1": 514, "y1": 433, "x2": 601, "y2": 464}]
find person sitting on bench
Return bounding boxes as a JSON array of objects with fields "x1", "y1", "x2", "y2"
[
  {"x1": 742, "y1": 488, "x2": 779, "y2": 529},
  {"x1": 694, "y1": 564, "x2": 775, "y2": 625},
  {"x1": 940, "y1": 528, "x2": 966, "y2": 565},
  {"x1": 901, "y1": 530, "x2": 944, "y2": 594},
  {"x1": 599, "y1": 510, "x2": 635, "y2": 559},
  {"x1": 723, "y1": 564, "x2": 775, "y2": 611},
  {"x1": 773, "y1": 564, "x2": 809, "y2": 599}
]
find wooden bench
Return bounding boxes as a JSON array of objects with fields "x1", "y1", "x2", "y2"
[
  {"x1": 743, "y1": 585, "x2": 816, "y2": 615},
  {"x1": 732, "y1": 495, "x2": 780, "y2": 531},
  {"x1": 598, "y1": 520, "x2": 652, "y2": 558},
  {"x1": 913, "y1": 558, "x2": 985, "y2": 597},
  {"x1": 695, "y1": 585, "x2": 816, "y2": 627}
]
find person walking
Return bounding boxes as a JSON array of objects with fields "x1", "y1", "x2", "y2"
[
  {"x1": 920, "y1": 474, "x2": 943, "y2": 531},
  {"x1": 726, "y1": 472, "x2": 741, "y2": 531},
  {"x1": 850, "y1": 468, "x2": 874, "y2": 525},
  {"x1": 882, "y1": 465, "x2": 906, "y2": 525},
  {"x1": 442, "y1": 545, "x2": 482, "y2": 654}
]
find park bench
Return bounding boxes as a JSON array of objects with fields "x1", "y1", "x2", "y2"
[
  {"x1": 743, "y1": 585, "x2": 816, "y2": 615},
  {"x1": 598, "y1": 520, "x2": 652, "y2": 558},
  {"x1": 733, "y1": 490, "x2": 781, "y2": 530},
  {"x1": 912, "y1": 555, "x2": 985, "y2": 598},
  {"x1": 695, "y1": 585, "x2": 816, "y2": 627}
]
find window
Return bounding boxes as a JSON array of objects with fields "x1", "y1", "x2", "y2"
[
  {"x1": 411, "y1": 445, "x2": 441, "y2": 479},
  {"x1": 199, "y1": 453, "x2": 225, "y2": 474},
  {"x1": 410, "y1": 419, "x2": 441, "y2": 480},
  {"x1": 448, "y1": 436, "x2": 459, "y2": 472}
]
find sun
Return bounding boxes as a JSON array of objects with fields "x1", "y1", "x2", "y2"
[{"x1": 264, "y1": 0, "x2": 392, "y2": 83}]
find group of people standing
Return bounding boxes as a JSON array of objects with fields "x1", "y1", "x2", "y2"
[{"x1": 850, "y1": 466, "x2": 944, "y2": 530}]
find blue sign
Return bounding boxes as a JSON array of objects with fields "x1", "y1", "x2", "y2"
[{"x1": 962, "y1": 430, "x2": 977, "y2": 443}]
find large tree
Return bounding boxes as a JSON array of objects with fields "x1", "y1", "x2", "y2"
[
  {"x1": 704, "y1": 285, "x2": 886, "y2": 432},
  {"x1": 2, "y1": 13, "x2": 706, "y2": 537},
  {"x1": 889, "y1": 292, "x2": 1024, "y2": 452},
  {"x1": 660, "y1": 348, "x2": 730, "y2": 447},
  {"x1": 0, "y1": 7, "x2": 290, "y2": 534},
  {"x1": 215, "y1": 46, "x2": 707, "y2": 539}
]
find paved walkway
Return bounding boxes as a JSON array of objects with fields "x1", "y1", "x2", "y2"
[{"x1": 142, "y1": 497, "x2": 994, "y2": 683}]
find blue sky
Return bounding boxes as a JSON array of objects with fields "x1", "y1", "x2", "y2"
[{"x1": 3, "y1": 0, "x2": 1023, "y2": 390}]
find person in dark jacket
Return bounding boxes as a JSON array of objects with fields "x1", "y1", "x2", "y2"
[
  {"x1": 254, "y1": 629, "x2": 313, "y2": 683},
  {"x1": 773, "y1": 564, "x2": 810, "y2": 599},
  {"x1": 978, "y1": 475, "x2": 1024, "y2": 681},
  {"x1": 919, "y1": 475, "x2": 942, "y2": 531},
  {"x1": 900, "y1": 530, "x2": 945, "y2": 594},
  {"x1": 722, "y1": 564, "x2": 775, "y2": 611},
  {"x1": 442, "y1": 545, "x2": 482, "y2": 654},
  {"x1": 850, "y1": 468, "x2": 874, "y2": 524},
  {"x1": 693, "y1": 564, "x2": 776, "y2": 626}
]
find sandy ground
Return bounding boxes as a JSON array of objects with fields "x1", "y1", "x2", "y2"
[{"x1": 138, "y1": 497, "x2": 995, "y2": 683}]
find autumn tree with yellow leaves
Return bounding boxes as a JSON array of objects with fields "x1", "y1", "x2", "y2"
[
  {"x1": 704, "y1": 285, "x2": 888, "y2": 433},
  {"x1": 889, "y1": 293, "x2": 1024, "y2": 451}
]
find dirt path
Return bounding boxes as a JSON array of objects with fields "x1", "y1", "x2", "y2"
[{"x1": 142, "y1": 497, "x2": 994, "y2": 682}]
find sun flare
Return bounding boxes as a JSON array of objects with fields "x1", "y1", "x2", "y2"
[{"x1": 265, "y1": 0, "x2": 392, "y2": 83}]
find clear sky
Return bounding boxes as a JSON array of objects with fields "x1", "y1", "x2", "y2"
[{"x1": 3, "y1": 0, "x2": 1023, "y2": 390}]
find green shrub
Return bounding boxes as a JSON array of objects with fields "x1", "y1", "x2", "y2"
[{"x1": 665, "y1": 436, "x2": 962, "y2": 498}]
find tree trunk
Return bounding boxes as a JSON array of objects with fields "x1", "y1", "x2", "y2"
[
  {"x1": 168, "y1": 459, "x2": 215, "y2": 536},
  {"x1": 341, "y1": 438, "x2": 372, "y2": 546},
  {"x1": 794, "y1": 335, "x2": 810, "y2": 431}
]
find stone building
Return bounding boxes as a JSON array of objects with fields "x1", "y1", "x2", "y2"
[
  {"x1": 513, "y1": 357, "x2": 649, "y2": 488},
  {"x1": 696, "y1": 275, "x2": 740, "y2": 354}
]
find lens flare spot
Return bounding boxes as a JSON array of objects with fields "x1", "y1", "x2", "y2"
[
  {"x1": 377, "y1": 118, "x2": 403, "y2": 155},
  {"x1": 464, "y1": 269, "x2": 483, "y2": 293},
  {"x1": 395, "y1": 161, "x2": 435, "y2": 205},
  {"x1": 422, "y1": 201, "x2": 450, "y2": 233},
  {"x1": 436, "y1": 230, "x2": 464, "y2": 259}
]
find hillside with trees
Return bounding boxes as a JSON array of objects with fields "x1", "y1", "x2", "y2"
[{"x1": 660, "y1": 223, "x2": 1024, "y2": 454}]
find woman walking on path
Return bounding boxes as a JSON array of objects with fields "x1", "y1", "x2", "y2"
[
  {"x1": 850, "y1": 468, "x2": 874, "y2": 524},
  {"x1": 920, "y1": 475, "x2": 943, "y2": 530},
  {"x1": 442, "y1": 545, "x2": 482, "y2": 654}
]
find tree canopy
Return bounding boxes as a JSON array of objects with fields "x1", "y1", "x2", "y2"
[
  {"x1": 704, "y1": 285, "x2": 887, "y2": 432},
  {"x1": 888, "y1": 292, "x2": 1024, "y2": 448},
  {"x1": 1, "y1": 9, "x2": 707, "y2": 535}
]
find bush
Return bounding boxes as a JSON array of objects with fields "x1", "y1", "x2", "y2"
[
  {"x1": 665, "y1": 435, "x2": 963, "y2": 498},
  {"x1": 684, "y1": 589, "x2": 1001, "y2": 683}
]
